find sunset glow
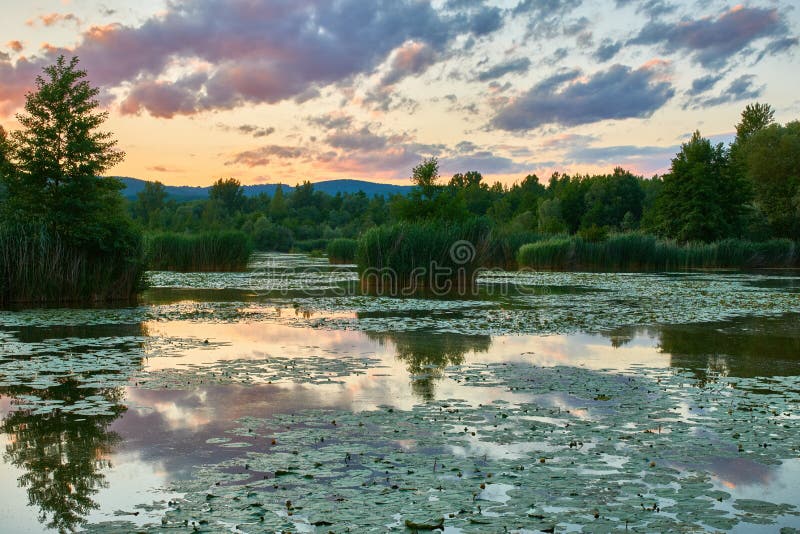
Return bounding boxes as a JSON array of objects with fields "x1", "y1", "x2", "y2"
[{"x1": 1, "y1": 0, "x2": 798, "y2": 186}]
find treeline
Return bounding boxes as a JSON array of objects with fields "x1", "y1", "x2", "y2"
[{"x1": 129, "y1": 102, "x2": 798, "y2": 267}]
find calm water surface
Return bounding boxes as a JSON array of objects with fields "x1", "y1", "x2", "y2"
[{"x1": 1, "y1": 254, "x2": 799, "y2": 532}]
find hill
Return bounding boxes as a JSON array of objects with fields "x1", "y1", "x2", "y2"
[{"x1": 117, "y1": 177, "x2": 413, "y2": 201}]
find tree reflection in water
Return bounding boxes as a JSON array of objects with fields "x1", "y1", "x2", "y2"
[
  {"x1": 367, "y1": 331, "x2": 491, "y2": 400},
  {"x1": 605, "y1": 314, "x2": 800, "y2": 386},
  {"x1": 1, "y1": 379, "x2": 126, "y2": 533},
  {"x1": 0, "y1": 322, "x2": 144, "y2": 533}
]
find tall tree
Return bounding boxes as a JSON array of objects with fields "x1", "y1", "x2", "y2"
[
  {"x1": 735, "y1": 103, "x2": 775, "y2": 143},
  {"x1": 741, "y1": 122, "x2": 800, "y2": 237},
  {"x1": 209, "y1": 177, "x2": 245, "y2": 216},
  {"x1": 3, "y1": 56, "x2": 125, "y2": 244},
  {"x1": 653, "y1": 131, "x2": 750, "y2": 242},
  {"x1": 411, "y1": 157, "x2": 439, "y2": 200}
]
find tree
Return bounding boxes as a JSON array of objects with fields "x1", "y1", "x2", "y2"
[
  {"x1": 2, "y1": 56, "x2": 125, "y2": 245},
  {"x1": 209, "y1": 177, "x2": 245, "y2": 216},
  {"x1": 269, "y1": 184, "x2": 288, "y2": 220},
  {"x1": 411, "y1": 157, "x2": 439, "y2": 200},
  {"x1": 133, "y1": 181, "x2": 167, "y2": 227},
  {"x1": 653, "y1": 131, "x2": 750, "y2": 242},
  {"x1": 581, "y1": 168, "x2": 644, "y2": 230},
  {"x1": 735, "y1": 102, "x2": 775, "y2": 143},
  {"x1": 741, "y1": 121, "x2": 800, "y2": 237},
  {"x1": 0, "y1": 126, "x2": 10, "y2": 203}
]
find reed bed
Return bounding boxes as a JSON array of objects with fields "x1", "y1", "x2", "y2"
[
  {"x1": 356, "y1": 218, "x2": 493, "y2": 295},
  {"x1": 0, "y1": 224, "x2": 144, "y2": 305},
  {"x1": 145, "y1": 231, "x2": 252, "y2": 272},
  {"x1": 326, "y1": 238, "x2": 358, "y2": 264},
  {"x1": 517, "y1": 233, "x2": 799, "y2": 271}
]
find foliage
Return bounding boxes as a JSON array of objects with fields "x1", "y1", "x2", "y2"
[
  {"x1": 739, "y1": 121, "x2": 800, "y2": 238},
  {"x1": 0, "y1": 56, "x2": 145, "y2": 303},
  {"x1": 209, "y1": 177, "x2": 245, "y2": 216},
  {"x1": 411, "y1": 157, "x2": 440, "y2": 200},
  {"x1": 651, "y1": 131, "x2": 750, "y2": 242},
  {"x1": 1, "y1": 56, "x2": 126, "y2": 247},
  {"x1": 145, "y1": 231, "x2": 252, "y2": 272},
  {"x1": 251, "y1": 216, "x2": 293, "y2": 251},
  {"x1": 518, "y1": 233, "x2": 798, "y2": 271},
  {"x1": 0, "y1": 223, "x2": 144, "y2": 304},
  {"x1": 356, "y1": 218, "x2": 493, "y2": 295},
  {"x1": 133, "y1": 180, "x2": 167, "y2": 228},
  {"x1": 326, "y1": 238, "x2": 358, "y2": 264}
]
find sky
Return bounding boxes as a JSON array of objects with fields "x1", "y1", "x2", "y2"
[{"x1": 0, "y1": 0, "x2": 798, "y2": 187}]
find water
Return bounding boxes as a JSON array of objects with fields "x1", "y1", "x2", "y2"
[{"x1": 1, "y1": 253, "x2": 799, "y2": 532}]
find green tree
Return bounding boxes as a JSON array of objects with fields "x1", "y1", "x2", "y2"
[
  {"x1": 133, "y1": 181, "x2": 167, "y2": 227},
  {"x1": 269, "y1": 184, "x2": 288, "y2": 221},
  {"x1": 581, "y1": 168, "x2": 644, "y2": 230},
  {"x1": 411, "y1": 157, "x2": 439, "y2": 200},
  {"x1": 0, "y1": 126, "x2": 10, "y2": 203},
  {"x1": 735, "y1": 102, "x2": 775, "y2": 143},
  {"x1": 653, "y1": 131, "x2": 750, "y2": 241},
  {"x1": 2, "y1": 56, "x2": 125, "y2": 244},
  {"x1": 209, "y1": 177, "x2": 245, "y2": 216},
  {"x1": 741, "y1": 121, "x2": 800, "y2": 237}
]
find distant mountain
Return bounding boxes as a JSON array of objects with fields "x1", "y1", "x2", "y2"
[{"x1": 117, "y1": 177, "x2": 413, "y2": 201}]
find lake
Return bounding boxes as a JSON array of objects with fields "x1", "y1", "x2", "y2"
[{"x1": 1, "y1": 253, "x2": 799, "y2": 532}]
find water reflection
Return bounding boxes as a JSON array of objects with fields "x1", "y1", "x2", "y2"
[
  {"x1": 605, "y1": 314, "x2": 800, "y2": 384},
  {"x1": 366, "y1": 331, "x2": 491, "y2": 399},
  {"x1": 0, "y1": 379, "x2": 125, "y2": 533}
]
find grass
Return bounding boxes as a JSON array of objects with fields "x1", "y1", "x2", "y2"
[
  {"x1": 356, "y1": 218, "x2": 493, "y2": 295},
  {"x1": 326, "y1": 238, "x2": 358, "y2": 264},
  {"x1": 145, "y1": 231, "x2": 253, "y2": 272},
  {"x1": 517, "y1": 233, "x2": 800, "y2": 271},
  {"x1": 0, "y1": 223, "x2": 145, "y2": 305}
]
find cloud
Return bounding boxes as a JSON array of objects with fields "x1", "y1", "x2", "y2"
[
  {"x1": 687, "y1": 73, "x2": 724, "y2": 96},
  {"x1": 440, "y1": 151, "x2": 527, "y2": 174},
  {"x1": 148, "y1": 165, "x2": 183, "y2": 173},
  {"x1": 120, "y1": 76, "x2": 205, "y2": 118},
  {"x1": 629, "y1": 6, "x2": 789, "y2": 67},
  {"x1": 755, "y1": 36, "x2": 799, "y2": 62},
  {"x1": 326, "y1": 126, "x2": 402, "y2": 152},
  {"x1": 615, "y1": 0, "x2": 676, "y2": 18},
  {"x1": 381, "y1": 41, "x2": 437, "y2": 86},
  {"x1": 2, "y1": 0, "x2": 509, "y2": 117},
  {"x1": 226, "y1": 145, "x2": 307, "y2": 168},
  {"x1": 492, "y1": 62, "x2": 675, "y2": 130},
  {"x1": 27, "y1": 13, "x2": 81, "y2": 27},
  {"x1": 593, "y1": 39, "x2": 622, "y2": 62},
  {"x1": 476, "y1": 57, "x2": 531, "y2": 82},
  {"x1": 308, "y1": 113, "x2": 354, "y2": 131},
  {"x1": 513, "y1": 0, "x2": 583, "y2": 38},
  {"x1": 6, "y1": 40, "x2": 24, "y2": 52},
  {"x1": 218, "y1": 123, "x2": 275, "y2": 138},
  {"x1": 686, "y1": 74, "x2": 762, "y2": 109}
]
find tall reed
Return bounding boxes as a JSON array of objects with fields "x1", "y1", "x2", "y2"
[
  {"x1": 356, "y1": 218, "x2": 493, "y2": 295},
  {"x1": 326, "y1": 238, "x2": 358, "y2": 264},
  {"x1": 0, "y1": 223, "x2": 144, "y2": 305},
  {"x1": 517, "y1": 233, "x2": 799, "y2": 271},
  {"x1": 145, "y1": 231, "x2": 252, "y2": 272}
]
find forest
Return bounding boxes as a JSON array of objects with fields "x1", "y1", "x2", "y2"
[{"x1": 128, "y1": 101, "x2": 799, "y2": 274}]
